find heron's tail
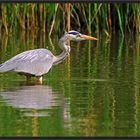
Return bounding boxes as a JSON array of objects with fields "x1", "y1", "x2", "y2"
[{"x1": 0, "y1": 63, "x2": 14, "y2": 72}]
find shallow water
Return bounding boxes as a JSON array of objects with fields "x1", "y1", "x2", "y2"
[{"x1": 0, "y1": 31, "x2": 140, "y2": 137}]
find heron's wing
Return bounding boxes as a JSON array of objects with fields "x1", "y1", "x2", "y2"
[{"x1": 0, "y1": 49, "x2": 54, "y2": 76}]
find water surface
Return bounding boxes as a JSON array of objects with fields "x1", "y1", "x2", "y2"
[{"x1": 0, "y1": 31, "x2": 140, "y2": 137}]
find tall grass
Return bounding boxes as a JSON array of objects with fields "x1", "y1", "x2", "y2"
[{"x1": 0, "y1": 3, "x2": 139, "y2": 35}]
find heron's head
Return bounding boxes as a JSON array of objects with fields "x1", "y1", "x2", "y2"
[{"x1": 64, "y1": 30, "x2": 98, "y2": 41}]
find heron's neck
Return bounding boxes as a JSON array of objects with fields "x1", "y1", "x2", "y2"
[{"x1": 53, "y1": 37, "x2": 70, "y2": 65}]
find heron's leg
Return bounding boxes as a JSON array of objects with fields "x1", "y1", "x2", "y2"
[
  {"x1": 26, "y1": 75, "x2": 32, "y2": 81},
  {"x1": 25, "y1": 75, "x2": 32, "y2": 85},
  {"x1": 36, "y1": 76, "x2": 43, "y2": 84}
]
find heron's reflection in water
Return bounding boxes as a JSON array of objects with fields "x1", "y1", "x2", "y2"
[{"x1": 0, "y1": 83, "x2": 61, "y2": 117}]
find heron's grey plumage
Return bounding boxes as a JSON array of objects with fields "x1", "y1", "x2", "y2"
[{"x1": 0, "y1": 49, "x2": 54, "y2": 76}]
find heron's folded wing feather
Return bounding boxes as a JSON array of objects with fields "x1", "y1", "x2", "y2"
[{"x1": 0, "y1": 49, "x2": 54, "y2": 76}]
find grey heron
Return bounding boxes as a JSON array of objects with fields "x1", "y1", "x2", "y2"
[{"x1": 0, "y1": 30, "x2": 97, "y2": 84}]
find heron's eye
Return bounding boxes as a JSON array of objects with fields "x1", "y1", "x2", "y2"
[{"x1": 76, "y1": 34, "x2": 80, "y2": 37}]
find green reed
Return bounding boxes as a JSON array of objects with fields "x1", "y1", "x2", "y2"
[{"x1": 0, "y1": 3, "x2": 140, "y2": 35}]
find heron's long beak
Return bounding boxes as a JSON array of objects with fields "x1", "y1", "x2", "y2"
[{"x1": 80, "y1": 34, "x2": 98, "y2": 40}]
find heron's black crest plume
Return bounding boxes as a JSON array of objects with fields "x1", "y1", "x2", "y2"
[{"x1": 67, "y1": 31, "x2": 80, "y2": 35}]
